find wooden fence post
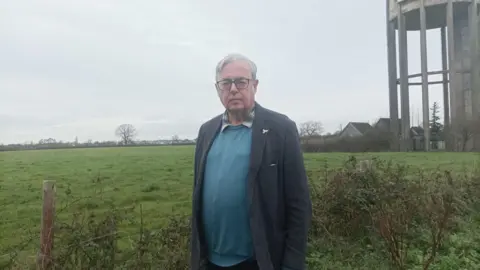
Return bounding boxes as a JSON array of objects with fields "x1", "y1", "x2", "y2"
[{"x1": 37, "y1": 180, "x2": 55, "y2": 270}]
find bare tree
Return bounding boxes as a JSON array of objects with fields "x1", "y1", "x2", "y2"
[
  {"x1": 454, "y1": 119, "x2": 480, "y2": 151},
  {"x1": 459, "y1": 126, "x2": 472, "y2": 151},
  {"x1": 171, "y1": 134, "x2": 180, "y2": 144},
  {"x1": 115, "y1": 124, "x2": 137, "y2": 145},
  {"x1": 299, "y1": 121, "x2": 324, "y2": 137},
  {"x1": 298, "y1": 121, "x2": 324, "y2": 146}
]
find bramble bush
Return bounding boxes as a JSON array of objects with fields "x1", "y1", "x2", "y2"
[{"x1": 2, "y1": 156, "x2": 479, "y2": 269}]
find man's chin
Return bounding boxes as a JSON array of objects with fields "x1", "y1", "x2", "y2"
[
  {"x1": 227, "y1": 104, "x2": 246, "y2": 112},
  {"x1": 227, "y1": 107, "x2": 249, "y2": 120}
]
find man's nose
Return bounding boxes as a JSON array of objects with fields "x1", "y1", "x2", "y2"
[{"x1": 229, "y1": 83, "x2": 239, "y2": 93}]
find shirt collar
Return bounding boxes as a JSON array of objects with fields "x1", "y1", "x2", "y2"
[{"x1": 221, "y1": 107, "x2": 255, "y2": 132}]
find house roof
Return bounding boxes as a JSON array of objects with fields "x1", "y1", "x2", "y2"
[
  {"x1": 411, "y1": 126, "x2": 424, "y2": 136},
  {"x1": 374, "y1": 118, "x2": 388, "y2": 127},
  {"x1": 349, "y1": 122, "x2": 372, "y2": 134},
  {"x1": 374, "y1": 117, "x2": 401, "y2": 128},
  {"x1": 374, "y1": 117, "x2": 403, "y2": 134}
]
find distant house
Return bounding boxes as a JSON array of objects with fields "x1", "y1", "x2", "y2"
[
  {"x1": 410, "y1": 126, "x2": 424, "y2": 136},
  {"x1": 410, "y1": 126, "x2": 425, "y2": 150},
  {"x1": 373, "y1": 118, "x2": 419, "y2": 136},
  {"x1": 373, "y1": 118, "x2": 401, "y2": 135},
  {"x1": 339, "y1": 122, "x2": 373, "y2": 138},
  {"x1": 373, "y1": 118, "x2": 445, "y2": 150},
  {"x1": 151, "y1": 140, "x2": 173, "y2": 145}
]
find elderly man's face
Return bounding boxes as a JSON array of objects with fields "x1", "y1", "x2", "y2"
[{"x1": 216, "y1": 60, "x2": 258, "y2": 112}]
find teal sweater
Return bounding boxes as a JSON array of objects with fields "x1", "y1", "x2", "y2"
[{"x1": 201, "y1": 125, "x2": 253, "y2": 267}]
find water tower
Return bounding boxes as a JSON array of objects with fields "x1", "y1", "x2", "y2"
[{"x1": 386, "y1": 0, "x2": 479, "y2": 151}]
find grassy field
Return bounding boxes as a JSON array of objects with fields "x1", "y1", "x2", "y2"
[{"x1": 1, "y1": 146, "x2": 479, "y2": 269}]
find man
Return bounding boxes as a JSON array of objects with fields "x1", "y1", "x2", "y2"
[{"x1": 191, "y1": 53, "x2": 312, "y2": 270}]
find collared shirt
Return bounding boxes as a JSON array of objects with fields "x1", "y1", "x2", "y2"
[{"x1": 220, "y1": 108, "x2": 255, "y2": 132}]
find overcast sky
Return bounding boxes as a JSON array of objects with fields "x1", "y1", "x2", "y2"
[{"x1": 1, "y1": 0, "x2": 446, "y2": 144}]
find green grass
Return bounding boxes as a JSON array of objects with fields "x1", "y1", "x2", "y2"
[
  {"x1": 0, "y1": 146, "x2": 479, "y2": 268},
  {"x1": 0, "y1": 146, "x2": 195, "y2": 242}
]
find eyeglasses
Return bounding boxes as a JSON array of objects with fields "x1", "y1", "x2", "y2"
[{"x1": 216, "y1": 78, "x2": 251, "y2": 92}]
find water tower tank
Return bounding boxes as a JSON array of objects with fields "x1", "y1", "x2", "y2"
[{"x1": 388, "y1": 0, "x2": 472, "y2": 29}]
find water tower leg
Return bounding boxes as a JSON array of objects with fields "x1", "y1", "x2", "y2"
[
  {"x1": 386, "y1": 1, "x2": 399, "y2": 151},
  {"x1": 447, "y1": 0, "x2": 457, "y2": 151},
  {"x1": 469, "y1": 0, "x2": 479, "y2": 150},
  {"x1": 420, "y1": 0, "x2": 430, "y2": 151},
  {"x1": 441, "y1": 27, "x2": 451, "y2": 151},
  {"x1": 398, "y1": 7, "x2": 411, "y2": 151}
]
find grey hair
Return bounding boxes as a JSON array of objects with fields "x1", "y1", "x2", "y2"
[{"x1": 215, "y1": 53, "x2": 258, "y2": 81}]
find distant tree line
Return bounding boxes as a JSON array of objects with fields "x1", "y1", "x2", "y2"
[
  {"x1": 0, "y1": 139, "x2": 196, "y2": 152},
  {"x1": 5, "y1": 108, "x2": 476, "y2": 152},
  {"x1": 0, "y1": 124, "x2": 195, "y2": 152}
]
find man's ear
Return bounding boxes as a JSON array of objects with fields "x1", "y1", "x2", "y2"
[
  {"x1": 253, "y1": 79, "x2": 259, "y2": 94},
  {"x1": 215, "y1": 84, "x2": 221, "y2": 97}
]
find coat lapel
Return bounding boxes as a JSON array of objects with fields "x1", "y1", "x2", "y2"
[
  {"x1": 247, "y1": 103, "x2": 268, "y2": 207},
  {"x1": 199, "y1": 118, "x2": 221, "y2": 182},
  {"x1": 194, "y1": 115, "x2": 222, "y2": 216}
]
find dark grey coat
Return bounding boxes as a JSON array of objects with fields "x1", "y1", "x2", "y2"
[{"x1": 190, "y1": 103, "x2": 312, "y2": 270}]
